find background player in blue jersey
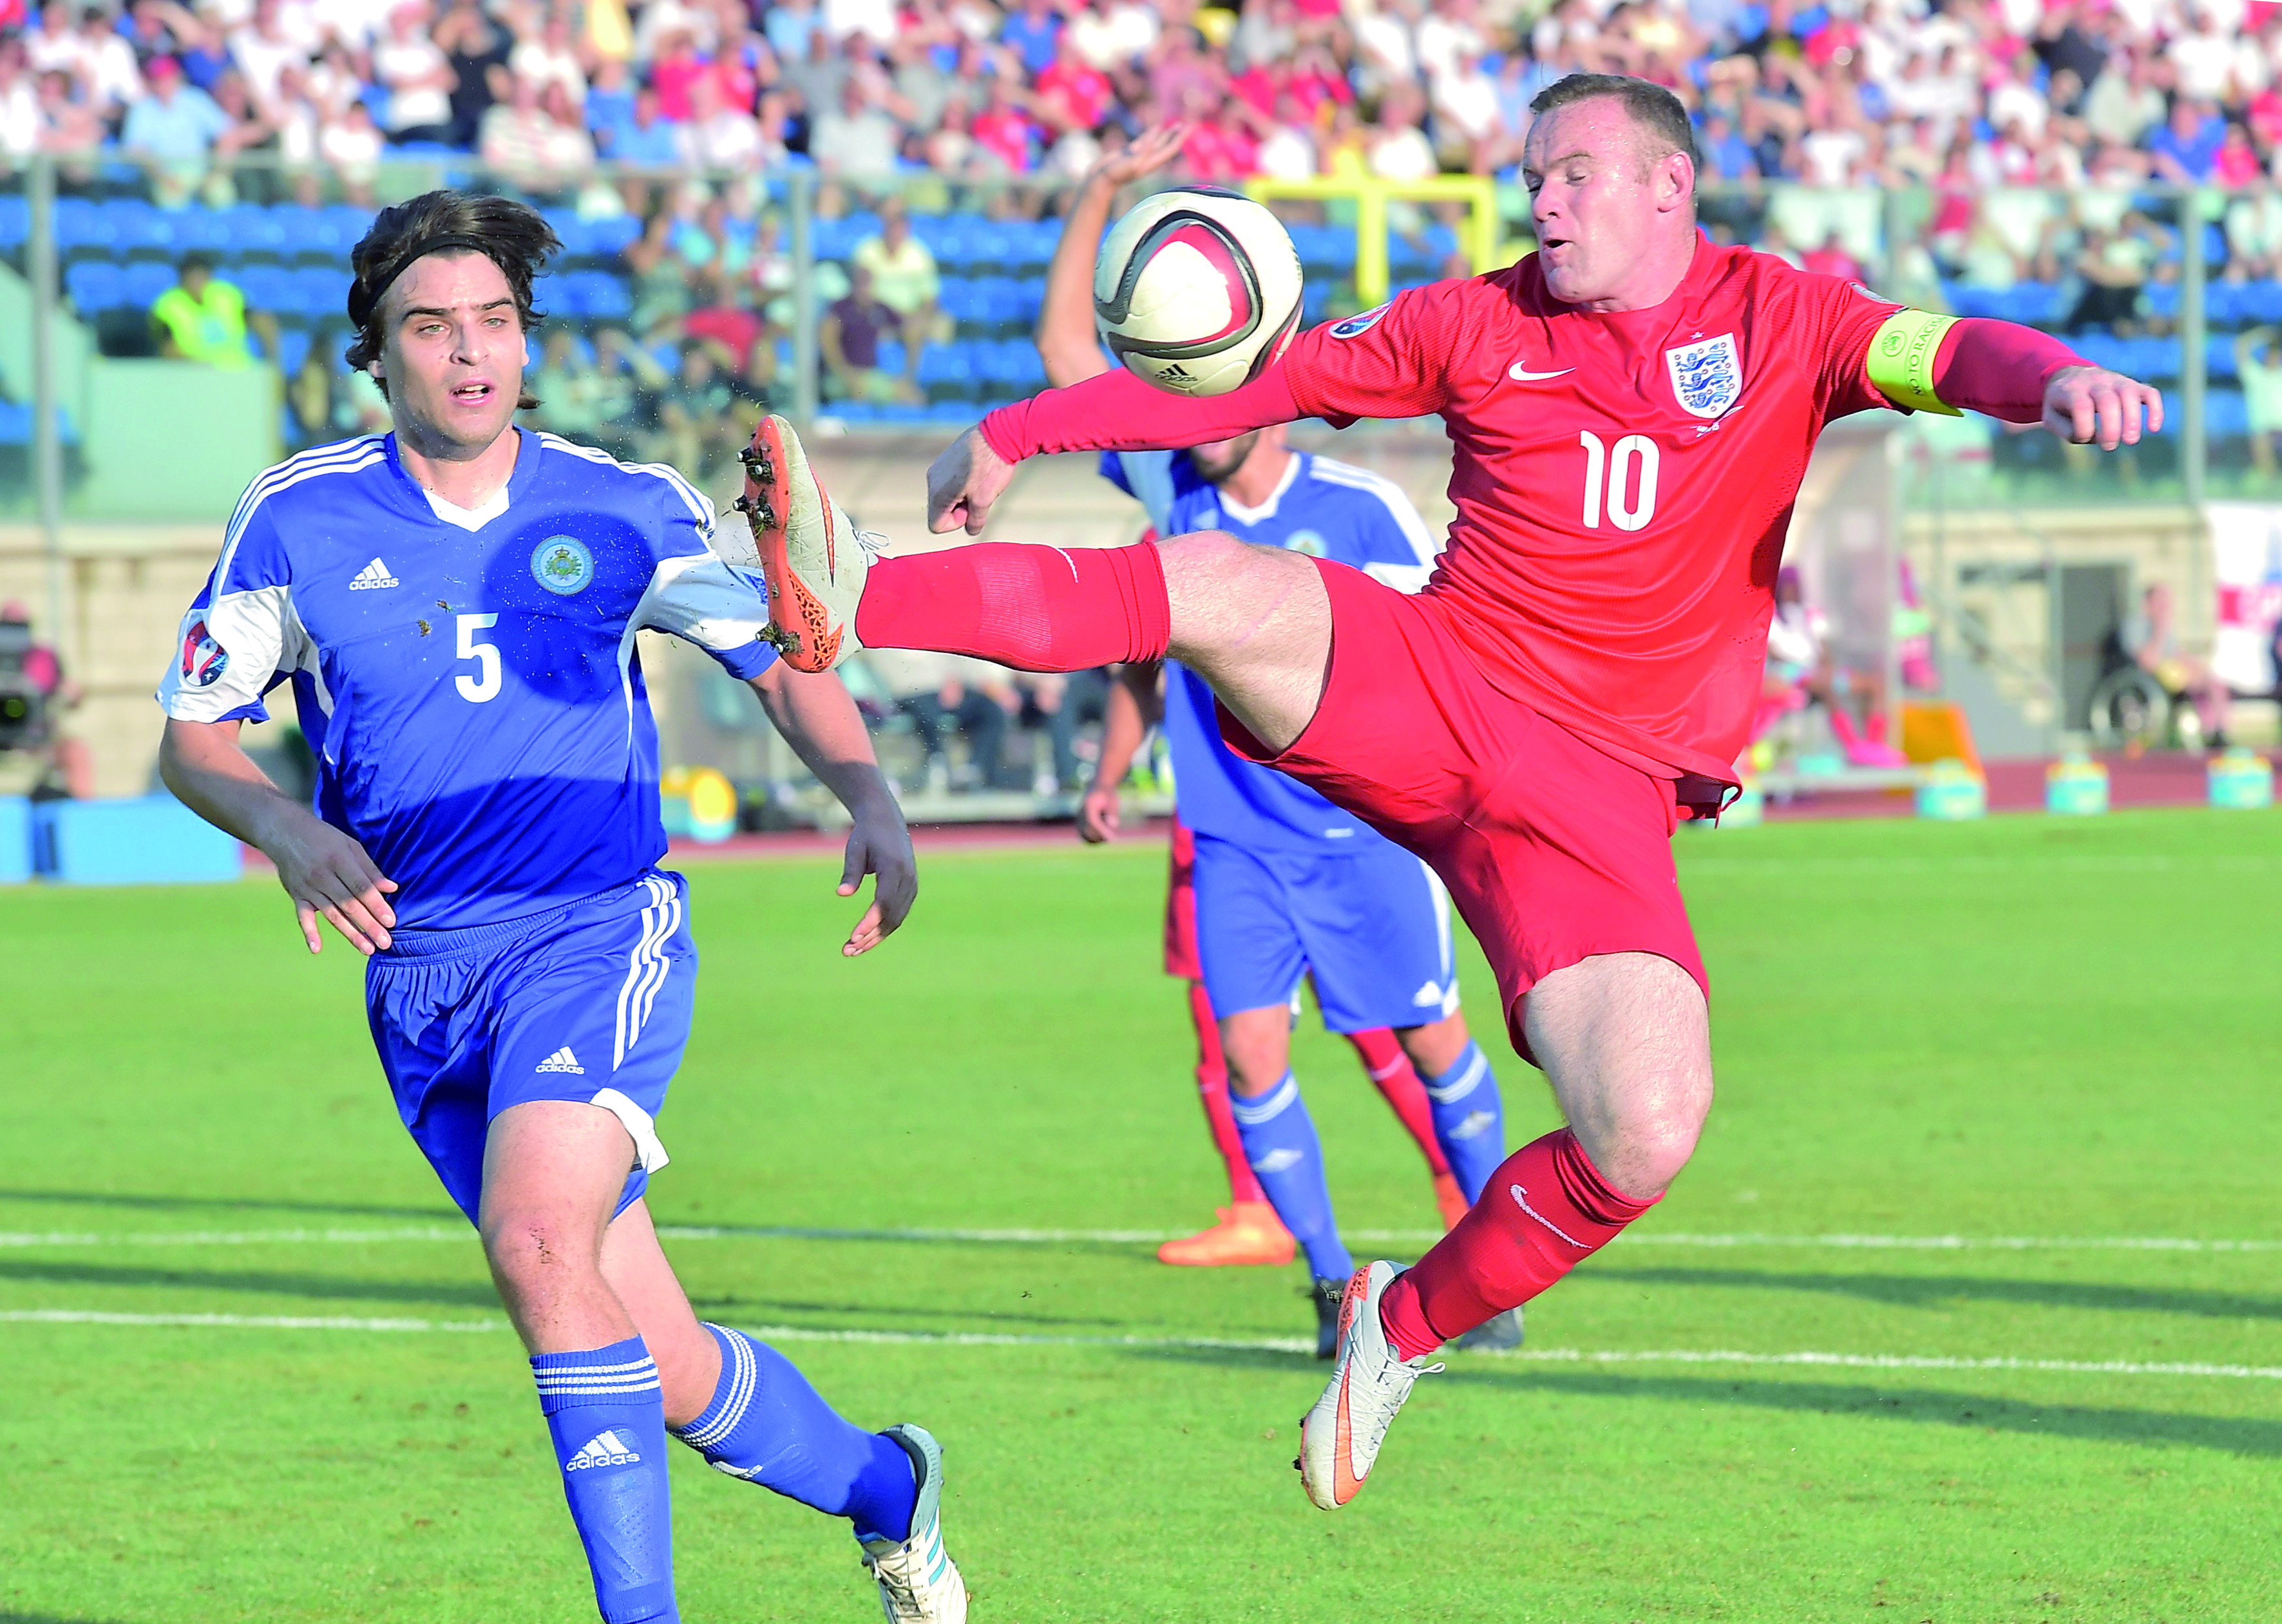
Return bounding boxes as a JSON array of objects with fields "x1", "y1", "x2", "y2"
[
  {"x1": 154, "y1": 193, "x2": 964, "y2": 1624},
  {"x1": 1040, "y1": 131, "x2": 1518, "y2": 1356}
]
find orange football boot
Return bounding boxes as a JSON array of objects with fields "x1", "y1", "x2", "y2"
[
  {"x1": 1431, "y1": 1172, "x2": 1469, "y2": 1231},
  {"x1": 1156, "y1": 1200, "x2": 1295, "y2": 1267}
]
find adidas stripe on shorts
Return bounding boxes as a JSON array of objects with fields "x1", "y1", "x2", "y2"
[{"x1": 365, "y1": 869, "x2": 696, "y2": 1224}]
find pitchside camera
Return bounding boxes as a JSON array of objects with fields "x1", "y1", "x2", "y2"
[{"x1": 0, "y1": 618, "x2": 48, "y2": 755}]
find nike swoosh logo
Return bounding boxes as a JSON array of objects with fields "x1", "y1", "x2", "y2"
[{"x1": 1508, "y1": 364, "x2": 1574, "y2": 382}]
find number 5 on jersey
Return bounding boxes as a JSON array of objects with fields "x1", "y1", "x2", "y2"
[
  {"x1": 1579, "y1": 430, "x2": 1659, "y2": 532},
  {"x1": 455, "y1": 612, "x2": 501, "y2": 703}
]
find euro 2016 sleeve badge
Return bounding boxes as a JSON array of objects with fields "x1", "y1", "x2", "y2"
[
  {"x1": 531, "y1": 536, "x2": 595, "y2": 596},
  {"x1": 1664, "y1": 333, "x2": 1742, "y2": 419}
]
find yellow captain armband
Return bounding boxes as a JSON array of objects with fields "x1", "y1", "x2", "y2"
[{"x1": 1867, "y1": 309, "x2": 1963, "y2": 416}]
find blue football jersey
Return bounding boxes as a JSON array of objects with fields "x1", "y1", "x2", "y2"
[
  {"x1": 157, "y1": 429, "x2": 777, "y2": 930},
  {"x1": 1101, "y1": 448, "x2": 1441, "y2": 853}
]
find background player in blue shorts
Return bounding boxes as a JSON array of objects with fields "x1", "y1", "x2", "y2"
[
  {"x1": 154, "y1": 193, "x2": 964, "y2": 1624},
  {"x1": 1040, "y1": 130, "x2": 1518, "y2": 1357}
]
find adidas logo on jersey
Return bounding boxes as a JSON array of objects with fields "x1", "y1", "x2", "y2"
[
  {"x1": 348, "y1": 558, "x2": 399, "y2": 590},
  {"x1": 565, "y1": 1430, "x2": 640, "y2": 1471},
  {"x1": 536, "y1": 1047, "x2": 585, "y2": 1074}
]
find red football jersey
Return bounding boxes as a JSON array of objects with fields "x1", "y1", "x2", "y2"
[{"x1": 1277, "y1": 240, "x2": 1903, "y2": 800}]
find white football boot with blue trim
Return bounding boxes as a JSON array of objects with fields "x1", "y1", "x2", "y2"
[{"x1": 861, "y1": 1424, "x2": 967, "y2": 1623}]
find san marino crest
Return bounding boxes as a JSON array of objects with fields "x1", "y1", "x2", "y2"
[
  {"x1": 531, "y1": 536, "x2": 594, "y2": 596},
  {"x1": 1664, "y1": 333, "x2": 1742, "y2": 419}
]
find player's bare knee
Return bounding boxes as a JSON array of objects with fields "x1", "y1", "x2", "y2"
[
  {"x1": 1593, "y1": 1062, "x2": 1713, "y2": 1197},
  {"x1": 481, "y1": 1209, "x2": 603, "y2": 1299}
]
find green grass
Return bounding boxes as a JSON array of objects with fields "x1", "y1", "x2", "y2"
[{"x1": 3, "y1": 809, "x2": 2281, "y2": 1622}]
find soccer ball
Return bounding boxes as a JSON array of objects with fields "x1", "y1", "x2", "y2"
[{"x1": 1094, "y1": 187, "x2": 1304, "y2": 398}]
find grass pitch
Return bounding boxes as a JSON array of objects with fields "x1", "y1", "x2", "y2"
[{"x1": 3, "y1": 809, "x2": 2279, "y2": 1623}]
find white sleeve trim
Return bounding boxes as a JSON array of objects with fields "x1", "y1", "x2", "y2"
[
  {"x1": 155, "y1": 583, "x2": 301, "y2": 721},
  {"x1": 634, "y1": 551, "x2": 772, "y2": 653}
]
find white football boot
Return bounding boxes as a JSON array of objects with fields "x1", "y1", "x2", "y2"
[
  {"x1": 861, "y1": 1424, "x2": 967, "y2": 1623},
  {"x1": 1297, "y1": 1260, "x2": 1441, "y2": 1511},
  {"x1": 732, "y1": 413, "x2": 888, "y2": 673}
]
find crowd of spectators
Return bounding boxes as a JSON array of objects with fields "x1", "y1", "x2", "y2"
[{"x1": 5, "y1": 0, "x2": 2281, "y2": 203}]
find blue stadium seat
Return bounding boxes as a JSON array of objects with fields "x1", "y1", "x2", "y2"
[
  {"x1": 53, "y1": 198, "x2": 111, "y2": 251},
  {"x1": 221, "y1": 204, "x2": 288, "y2": 254},
  {"x1": 233, "y1": 263, "x2": 298, "y2": 314},
  {"x1": 917, "y1": 342, "x2": 976, "y2": 390},
  {"x1": 121, "y1": 261, "x2": 176, "y2": 309},
  {"x1": 875, "y1": 339, "x2": 906, "y2": 375},
  {"x1": 174, "y1": 207, "x2": 235, "y2": 253},
  {"x1": 0, "y1": 194, "x2": 28, "y2": 250},
  {"x1": 296, "y1": 266, "x2": 351, "y2": 320},
  {"x1": 832, "y1": 399, "x2": 876, "y2": 422},
  {"x1": 566, "y1": 270, "x2": 631, "y2": 321},
  {"x1": 106, "y1": 200, "x2": 174, "y2": 256},
  {"x1": 63, "y1": 261, "x2": 125, "y2": 312},
  {"x1": 587, "y1": 214, "x2": 641, "y2": 256},
  {"x1": 2143, "y1": 281, "x2": 2181, "y2": 318},
  {"x1": 0, "y1": 401, "x2": 78, "y2": 445},
  {"x1": 2207, "y1": 334, "x2": 2240, "y2": 379},
  {"x1": 938, "y1": 276, "x2": 984, "y2": 325},
  {"x1": 2207, "y1": 388, "x2": 2249, "y2": 437},
  {"x1": 2227, "y1": 280, "x2": 2282, "y2": 324}
]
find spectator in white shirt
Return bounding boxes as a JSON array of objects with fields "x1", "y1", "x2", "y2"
[{"x1": 372, "y1": 0, "x2": 454, "y2": 142}]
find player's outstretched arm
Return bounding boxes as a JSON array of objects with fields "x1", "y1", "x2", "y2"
[
  {"x1": 1037, "y1": 122, "x2": 1193, "y2": 390},
  {"x1": 748, "y1": 663, "x2": 916, "y2": 956},
  {"x1": 158, "y1": 717, "x2": 397, "y2": 955},
  {"x1": 1885, "y1": 312, "x2": 2164, "y2": 450},
  {"x1": 1078, "y1": 662, "x2": 1163, "y2": 844}
]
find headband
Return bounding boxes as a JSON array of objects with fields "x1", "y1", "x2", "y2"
[{"x1": 347, "y1": 234, "x2": 515, "y2": 330}]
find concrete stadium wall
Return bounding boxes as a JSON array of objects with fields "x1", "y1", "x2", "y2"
[{"x1": 0, "y1": 422, "x2": 2222, "y2": 798}]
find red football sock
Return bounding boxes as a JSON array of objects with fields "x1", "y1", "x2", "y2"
[
  {"x1": 1378, "y1": 1128, "x2": 1657, "y2": 1359},
  {"x1": 1345, "y1": 1029, "x2": 1449, "y2": 1178},
  {"x1": 853, "y1": 542, "x2": 1171, "y2": 673},
  {"x1": 1188, "y1": 981, "x2": 1264, "y2": 1205}
]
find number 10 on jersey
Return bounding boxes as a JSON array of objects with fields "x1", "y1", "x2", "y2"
[{"x1": 1579, "y1": 431, "x2": 1660, "y2": 532}]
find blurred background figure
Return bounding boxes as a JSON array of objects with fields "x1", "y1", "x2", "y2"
[
  {"x1": 0, "y1": 601, "x2": 92, "y2": 800},
  {"x1": 2120, "y1": 583, "x2": 2233, "y2": 751},
  {"x1": 149, "y1": 250, "x2": 275, "y2": 366}
]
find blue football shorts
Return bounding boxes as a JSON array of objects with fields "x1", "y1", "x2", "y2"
[
  {"x1": 365, "y1": 870, "x2": 696, "y2": 1225},
  {"x1": 1190, "y1": 830, "x2": 1460, "y2": 1033}
]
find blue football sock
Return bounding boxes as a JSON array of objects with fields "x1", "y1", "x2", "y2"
[
  {"x1": 671, "y1": 1323, "x2": 918, "y2": 1546},
  {"x1": 1422, "y1": 1041, "x2": 1507, "y2": 1204},
  {"x1": 531, "y1": 1336, "x2": 677, "y2": 1624},
  {"x1": 1230, "y1": 1073, "x2": 1353, "y2": 1281}
]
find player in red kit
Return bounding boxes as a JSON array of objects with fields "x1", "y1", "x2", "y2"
[{"x1": 727, "y1": 74, "x2": 2161, "y2": 1507}]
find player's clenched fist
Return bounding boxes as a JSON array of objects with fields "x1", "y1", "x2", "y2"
[
  {"x1": 271, "y1": 820, "x2": 397, "y2": 956},
  {"x1": 2042, "y1": 365, "x2": 2163, "y2": 451},
  {"x1": 926, "y1": 426, "x2": 1015, "y2": 536}
]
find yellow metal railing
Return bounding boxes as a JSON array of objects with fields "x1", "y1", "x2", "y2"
[{"x1": 1244, "y1": 173, "x2": 1505, "y2": 310}]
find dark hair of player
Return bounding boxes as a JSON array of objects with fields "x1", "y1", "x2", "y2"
[
  {"x1": 345, "y1": 189, "x2": 560, "y2": 409},
  {"x1": 1527, "y1": 72, "x2": 1702, "y2": 178}
]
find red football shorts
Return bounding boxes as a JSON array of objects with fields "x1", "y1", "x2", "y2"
[
  {"x1": 1162, "y1": 815, "x2": 1203, "y2": 981},
  {"x1": 1220, "y1": 560, "x2": 1707, "y2": 1054}
]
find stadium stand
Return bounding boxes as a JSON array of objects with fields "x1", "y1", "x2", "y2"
[{"x1": 1, "y1": 0, "x2": 2279, "y2": 484}]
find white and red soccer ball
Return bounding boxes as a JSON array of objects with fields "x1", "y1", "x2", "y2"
[{"x1": 1093, "y1": 187, "x2": 1305, "y2": 399}]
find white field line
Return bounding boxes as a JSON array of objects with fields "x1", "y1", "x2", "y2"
[
  {"x1": 1680, "y1": 852, "x2": 2282, "y2": 878},
  {"x1": 4, "y1": 1308, "x2": 2278, "y2": 1383},
  {"x1": 3, "y1": 1225, "x2": 2279, "y2": 1254}
]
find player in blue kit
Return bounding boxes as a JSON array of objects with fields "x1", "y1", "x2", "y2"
[
  {"x1": 1037, "y1": 130, "x2": 1519, "y2": 1357},
  {"x1": 155, "y1": 193, "x2": 965, "y2": 1624}
]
